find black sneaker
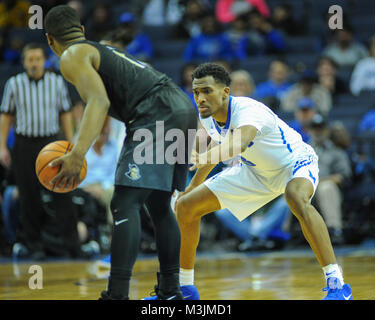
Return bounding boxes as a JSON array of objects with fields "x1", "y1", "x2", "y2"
[
  {"x1": 141, "y1": 272, "x2": 183, "y2": 300},
  {"x1": 99, "y1": 290, "x2": 129, "y2": 300},
  {"x1": 156, "y1": 290, "x2": 183, "y2": 300}
]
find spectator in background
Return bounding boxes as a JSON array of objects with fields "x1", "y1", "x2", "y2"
[
  {"x1": 322, "y1": 26, "x2": 368, "y2": 69},
  {"x1": 288, "y1": 97, "x2": 317, "y2": 143},
  {"x1": 230, "y1": 69, "x2": 255, "y2": 97},
  {"x1": 316, "y1": 7, "x2": 351, "y2": 51},
  {"x1": 270, "y1": 2, "x2": 308, "y2": 36},
  {"x1": 358, "y1": 109, "x2": 375, "y2": 133},
  {"x1": 180, "y1": 62, "x2": 198, "y2": 108},
  {"x1": 0, "y1": 43, "x2": 82, "y2": 260},
  {"x1": 118, "y1": 12, "x2": 154, "y2": 62},
  {"x1": 225, "y1": 14, "x2": 252, "y2": 59},
  {"x1": 350, "y1": 35, "x2": 375, "y2": 96},
  {"x1": 0, "y1": 0, "x2": 30, "y2": 29},
  {"x1": 253, "y1": 59, "x2": 292, "y2": 110},
  {"x1": 183, "y1": 14, "x2": 235, "y2": 62},
  {"x1": 84, "y1": 2, "x2": 116, "y2": 42},
  {"x1": 138, "y1": 0, "x2": 183, "y2": 27},
  {"x1": 215, "y1": 0, "x2": 270, "y2": 24},
  {"x1": 225, "y1": 13, "x2": 268, "y2": 58},
  {"x1": 281, "y1": 70, "x2": 332, "y2": 116},
  {"x1": 316, "y1": 56, "x2": 348, "y2": 98},
  {"x1": 247, "y1": 10, "x2": 286, "y2": 54},
  {"x1": 309, "y1": 115, "x2": 352, "y2": 245},
  {"x1": 3, "y1": 34, "x2": 24, "y2": 64},
  {"x1": 79, "y1": 117, "x2": 118, "y2": 221},
  {"x1": 0, "y1": 0, "x2": 30, "y2": 62},
  {"x1": 67, "y1": 0, "x2": 85, "y2": 23},
  {"x1": 173, "y1": 0, "x2": 207, "y2": 39},
  {"x1": 215, "y1": 195, "x2": 291, "y2": 252},
  {"x1": 33, "y1": 0, "x2": 67, "y2": 13}
]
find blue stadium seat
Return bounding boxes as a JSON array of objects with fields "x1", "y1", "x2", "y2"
[
  {"x1": 285, "y1": 53, "x2": 318, "y2": 70},
  {"x1": 286, "y1": 36, "x2": 320, "y2": 53},
  {"x1": 8, "y1": 28, "x2": 45, "y2": 45},
  {"x1": 335, "y1": 93, "x2": 375, "y2": 108},
  {"x1": 142, "y1": 25, "x2": 175, "y2": 42},
  {"x1": 153, "y1": 40, "x2": 188, "y2": 58},
  {"x1": 151, "y1": 58, "x2": 185, "y2": 84}
]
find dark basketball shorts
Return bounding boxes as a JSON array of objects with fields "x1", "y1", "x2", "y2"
[{"x1": 115, "y1": 86, "x2": 197, "y2": 192}]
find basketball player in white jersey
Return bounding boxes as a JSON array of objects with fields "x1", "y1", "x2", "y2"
[{"x1": 146, "y1": 62, "x2": 352, "y2": 300}]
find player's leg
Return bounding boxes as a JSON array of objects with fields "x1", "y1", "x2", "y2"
[
  {"x1": 13, "y1": 137, "x2": 47, "y2": 257},
  {"x1": 168, "y1": 183, "x2": 221, "y2": 300},
  {"x1": 284, "y1": 177, "x2": 352, "y2": 300},
  {"x1": 285, "y1": 177, "x2": 335, "y2": 266},
  {"x1": 143, "y1": 190, "x2": 183, "y2": 299},
  {"x1": 102, "y1": 185, "x2": 152, "y2": 300},
  {"x1": 177, "y1": 183, "x2": 221, "y2": 270}
]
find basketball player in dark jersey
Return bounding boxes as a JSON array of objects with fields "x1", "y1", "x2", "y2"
[{"x1": 44, "y1": 5, "x2": 197, "y2": 300}]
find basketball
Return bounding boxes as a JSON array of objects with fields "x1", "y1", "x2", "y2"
[{"x1": 35, "y1": 140, "x2": 87, "y2": 193}]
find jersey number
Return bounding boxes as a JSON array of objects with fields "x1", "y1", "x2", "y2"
[{"x1": 107, "y1": 46, "x2": 145, "y2": 69}]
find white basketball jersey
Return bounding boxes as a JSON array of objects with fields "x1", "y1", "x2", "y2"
[{"x1": 199, "y1": 96, "x2": 311, "y2": 174}]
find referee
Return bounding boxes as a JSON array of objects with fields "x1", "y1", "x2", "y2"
[{"x1": 0, "y1": 43, "x2": 82, "y2": 260}]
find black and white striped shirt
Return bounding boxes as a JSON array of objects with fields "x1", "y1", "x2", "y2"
[{"x1": 0, "y1": 71, "x2": 72, "y2": 137}]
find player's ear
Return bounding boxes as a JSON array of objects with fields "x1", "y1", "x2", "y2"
[
  {"x1": 81, "y1": 25, "x2": 85, "y2": 35},
  {"x1": 223, "y1": 86, "x2": 230, "y2": 99},
  {"x1": 46, "y1": 33, "x2": 54, "y2": 46}
]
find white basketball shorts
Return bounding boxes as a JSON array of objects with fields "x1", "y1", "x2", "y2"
[{"x1": 204, "y1": 147, "x2": 319, "y2": 221}]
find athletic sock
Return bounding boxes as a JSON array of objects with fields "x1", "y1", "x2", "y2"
[
  {"x1": 322, "y1": 263, "x2": 344, "y2": 286},
  {"x1": 180, "y1": 268, "x2": 194, "y2": 286}
]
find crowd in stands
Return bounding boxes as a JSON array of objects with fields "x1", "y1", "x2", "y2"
[{"x1": 0, "y1": 0, "x2": 375, "y2": 259}]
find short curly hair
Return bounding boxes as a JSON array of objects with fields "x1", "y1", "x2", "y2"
[
  {"x1": 192, "y1": 62, "x2": 231, "y2": 86},
  {"x1": 44, "y1": 5, "x2": 83, "y2": 44}
]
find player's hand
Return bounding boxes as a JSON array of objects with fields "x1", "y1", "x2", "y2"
[
  {"x1": 189, "y1": 149, "x2": 209, "y2": 171},
  {"x1": 49, "y1": 152, "x2": 84, "y2": 190},
  {"x1": 0, "y1": 147, "x2": 11, "y2": 168}
]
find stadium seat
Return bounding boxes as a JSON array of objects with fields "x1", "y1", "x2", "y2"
[
  {"x1": 286, "y1": 36, "x2": 320, "y2": 53},
  {"x1": 153, "y1": 40, "x2": 188, "y2": 59}
]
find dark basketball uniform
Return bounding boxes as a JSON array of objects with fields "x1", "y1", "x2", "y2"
[{"x1": 70, "y1": 40, "x2": 197, "y2": 192}]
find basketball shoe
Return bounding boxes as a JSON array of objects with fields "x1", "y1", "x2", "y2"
[
  {"x1": 143, "y1": 284, "x2": 200, "y2": 300},
  {"x1": 142, "y1": 272, "x2": 199, "y2": 300},
  {"x1": 323, "y1": 277, "x2": 353, "y2": 300}
]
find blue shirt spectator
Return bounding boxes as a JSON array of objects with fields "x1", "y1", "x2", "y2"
[
  {"x1": 358, "y1": 109, "x2": 375, "y2": 132},
  {"x1": 179, "y1": 63, "x2": 198, "y2": 114},
  {"x1": 253, "y1": 60, "x2": 292, "y2": 101},
  {"x1": 248, "y1": 10, "x2": 286, "y2": 54},
  {"x1": 118, "y1": 12, "x2": 154, "y2": 61},
  {"x1": 183, "y1": 15, "x2": 235, "y2": 62},
  {"x1": 126, "y1": 33, "x2": 154, "y2": 61},
  {"x1": 254, "y1": 79, "x2": 291, "y2": 100},
  {"x1": 288, "y1": 97, "x2": 317, "y2": 143}
]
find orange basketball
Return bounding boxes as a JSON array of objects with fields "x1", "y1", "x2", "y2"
[{"x1": 35, "y1": 140, "x2": 87, "y2": 193}]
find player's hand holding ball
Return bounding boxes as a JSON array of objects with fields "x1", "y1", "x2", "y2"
[{"x1": 35, "y1": 141, "x2": 87, "y2": 193}]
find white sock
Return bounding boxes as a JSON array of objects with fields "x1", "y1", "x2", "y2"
[
  {"x1": 322, "y1": 264, "x2": 344, "y2": 285},
  {"x1": 180, "y1": 268, "x2": 194, "y2": 286}
]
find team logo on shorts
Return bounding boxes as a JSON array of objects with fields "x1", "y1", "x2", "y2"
[{"x1": 125, "y1": 163, "x2": 141, "y2": 181}]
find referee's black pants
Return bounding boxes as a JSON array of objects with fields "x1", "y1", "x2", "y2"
[{"x1": 13, "y1": 134, "x2": 81, "y2": 256}]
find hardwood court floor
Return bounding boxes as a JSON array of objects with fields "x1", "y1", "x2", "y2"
[{"x1": 0, "y1": 246, "x2": 374, "y2": 300}]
